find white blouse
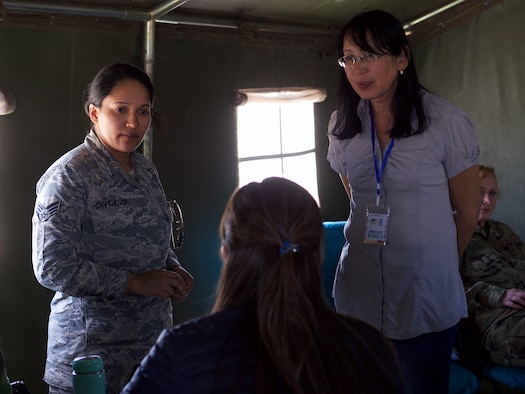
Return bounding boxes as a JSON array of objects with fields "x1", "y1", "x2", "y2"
[{"x1": 327, "y1": 91, "x2": 479, "y2": 340}]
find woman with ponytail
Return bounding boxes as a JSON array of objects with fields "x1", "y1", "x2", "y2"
[{"x1": 122, "y1": 177, "x2": 403, "y2": 394}]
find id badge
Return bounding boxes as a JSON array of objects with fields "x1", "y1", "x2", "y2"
[{"x1": 363, "y1": 205, "x2": 391, "y2": 246}]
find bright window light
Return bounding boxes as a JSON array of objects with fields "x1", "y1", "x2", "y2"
[{"x1": 236, "y1": 100, "x2": 319, "y2": 203}]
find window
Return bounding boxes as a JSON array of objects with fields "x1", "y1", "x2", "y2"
[{"x1": 234, "y1": 87, "x2": 326, "y2": 203}]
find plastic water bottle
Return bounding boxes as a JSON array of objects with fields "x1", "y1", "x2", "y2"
[{"x1": 72, "y1": 355, "x2": 106, "y2": 394}]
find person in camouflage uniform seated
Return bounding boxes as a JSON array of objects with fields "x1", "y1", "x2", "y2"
[{"x1": 460, "y1": 164, "x2": 525, "y2": 368}]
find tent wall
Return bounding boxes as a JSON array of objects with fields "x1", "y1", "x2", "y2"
[
  {"x1": 0, "y1": 21, "x2": 345, "y2": 394},
  {"x1": 0, "y1": 0, "x2": 523, "y2": 392},
  {"x1": 414, "y1": 0, "x2": 525, "y2": 239}
]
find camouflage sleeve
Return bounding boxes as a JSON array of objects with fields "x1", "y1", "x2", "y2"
[
  {"x1": 466, "y1": 281, "x2": 505, "y2": 308},
  {"x1": 501, "y1": 224, "x2": 525, "y2": 258},
  {"x1": 32, "y1": 163, "x2": 128, "y2": 300},
  {"x1": 166, "y1": 247, "x2": 181, "y2": 269}
]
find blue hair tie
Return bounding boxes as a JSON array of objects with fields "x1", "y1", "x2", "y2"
[{"x1": 279, "y1": 239, "x2": 299, "y2": 255}]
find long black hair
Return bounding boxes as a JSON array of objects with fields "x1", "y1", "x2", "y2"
[{"x1": 333, "y1": 10, "x2": 428, "y2": 140}]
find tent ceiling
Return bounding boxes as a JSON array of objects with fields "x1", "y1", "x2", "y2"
[{"x1": 1, "y1": 0, "x2": 505, "y2": 47}]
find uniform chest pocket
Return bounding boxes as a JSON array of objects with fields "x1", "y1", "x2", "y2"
[
  {"x1": 91, "y1": 201, "x2": 161, "y2": 265},
  {"x1": 92, "y1": 200, "x2": 133, "y2": 234}
]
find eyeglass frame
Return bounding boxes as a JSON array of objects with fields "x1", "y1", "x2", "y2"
[
  {"x1": 337, "y1": 52, "x2": 383, "y2": 68},
  {"x1": 170, "y1": 199, "x2": 185, "y2": 249}
]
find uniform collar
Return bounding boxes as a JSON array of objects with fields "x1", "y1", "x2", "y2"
[{"x1": 84, "y1": 129, "x2": 154, "y2": 182}]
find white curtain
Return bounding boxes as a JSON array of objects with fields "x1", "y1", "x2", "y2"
[{"x1": 234, "y1": 87, "x2": 327, "y2": 105}]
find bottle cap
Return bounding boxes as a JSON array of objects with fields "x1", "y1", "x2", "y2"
[{"x1": 72, "y1": 355, "x2": 104, "y2": 373}]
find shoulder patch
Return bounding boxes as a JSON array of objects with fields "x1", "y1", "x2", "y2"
[{"x1": 36, "y1": 201, "x2": 60, "y2": 221}]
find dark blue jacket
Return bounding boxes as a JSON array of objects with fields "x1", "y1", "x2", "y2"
[
  {"x1": 121, "y1": 303, "x2": 401, "y2": 393},
  {"x1": 121, "y1": 304, "x2": 288, "y2": 393}
]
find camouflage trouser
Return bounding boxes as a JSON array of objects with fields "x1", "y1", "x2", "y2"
[
  {"x1": 49, "y1": 386, "x2": 73, "y2": 394},
  {"x1": 481, "y1": 309, "x2": 525, "y2": 368}
]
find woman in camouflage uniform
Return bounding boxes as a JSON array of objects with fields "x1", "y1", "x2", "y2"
[
  {"x1": 32, "y1": 64, "x2": 194, "y2": 393},
  {"x1": 460, "y1": 164, "x2": 525, "y2": 367}
]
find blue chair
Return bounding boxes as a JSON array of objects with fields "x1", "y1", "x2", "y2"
[
  {"x1": 322, "y1": 221, "x2": 346, "y2": 307},
  {"x1": 482, "y1": 365, "x2": 525, "y2": 392},
  {"x1": 449, "y1": 362, "x2": 481, "y2": 394}
]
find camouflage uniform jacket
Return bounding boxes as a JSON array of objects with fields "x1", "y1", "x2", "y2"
[
  {"x1": 460, "y1": 219, "x2": 525, "y2": 367},
  {"x1": 32, "y1": 130, "x2": 180, "y2": 391}
]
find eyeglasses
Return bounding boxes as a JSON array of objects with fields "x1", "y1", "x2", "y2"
[
  {"x1": 170, "y1": 199, "x2": 185, "y2": 249},
  {"x1": 338, "y1": 53, "x2": 383, "y2": 68}
]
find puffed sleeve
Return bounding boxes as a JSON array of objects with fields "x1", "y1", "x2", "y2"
[
  {"x1": 326, "y1": 111, "x2": 347, "y2": 175},
  {"x1": 443, "y1": 106, "x2": 480, "y2": 179}
]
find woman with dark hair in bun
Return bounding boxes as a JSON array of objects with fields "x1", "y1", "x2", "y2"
[{"x1": 32, "y1": 63, "x2": 193, "y2": 394}]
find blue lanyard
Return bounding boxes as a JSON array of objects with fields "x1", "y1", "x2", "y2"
[{"x1": 370, "y1": 108, "x2": 394, "y2": 206}]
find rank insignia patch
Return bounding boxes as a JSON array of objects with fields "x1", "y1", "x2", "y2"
[{"x1": 36, "y1": 201, "x2": 60, "y2": 222}]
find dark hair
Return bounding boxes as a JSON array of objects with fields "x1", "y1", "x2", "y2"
[
  {"x1": 215, "y1": 177, "x2": 324, "y2": 311},
  {"x1": 214, "y1": 177, "x2": 402, "y2": 394},
  {"x1": 333, "y1": 9, "x2": 428, "y2": 139},
  {"x1": 83, "y1": 63, "x2": 154, "y2": 116},
  {"x1": 83, "y1": 63, "x2": 168, "y2": 137}
]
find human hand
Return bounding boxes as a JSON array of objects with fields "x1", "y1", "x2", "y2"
[
  {"x1": 126, "y1": 269, "x2": 188, "y2": 300},
  {"x1": 167, "y1": 266, "x2": 194, "y2": 302},
  {"x1": 501, "y1": 289, "x2": 525, "y2": 310}
]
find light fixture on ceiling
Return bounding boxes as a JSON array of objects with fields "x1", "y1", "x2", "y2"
[{"x1": 0, "y1": 82, "x2": 16, "y2": 115}]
